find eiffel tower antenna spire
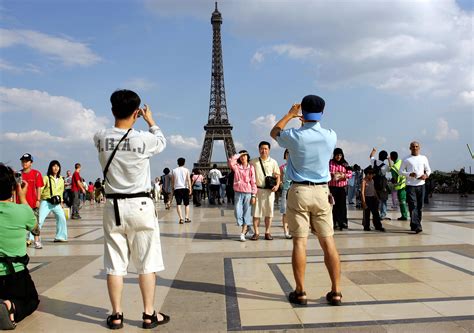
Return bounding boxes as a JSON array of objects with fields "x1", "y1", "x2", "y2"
[{"x1": 194, "y1": 2, "x2": 236, "y2": 175}]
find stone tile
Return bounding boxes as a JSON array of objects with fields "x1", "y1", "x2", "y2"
[
  {"x1": 423, "y1": 300, "x2": 474, "y2": 316},
  {"x1": 383, "y1": 322, "x2": 469, "y2": 333}
]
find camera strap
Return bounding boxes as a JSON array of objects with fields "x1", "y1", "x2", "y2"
[
  {"x1": 103, "y1": 128, "x2": 132, "y2": 183},
  {"x1": 48, "y1": 176, "x2": 53, "y2": 199},
  {"x1": 259, "y1": 157, "x2": 268, "y2": 177}
]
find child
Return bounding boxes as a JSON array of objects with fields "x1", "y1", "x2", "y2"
[{"x1": 361, "y1": 166, "x2": 385, "y2": 232}]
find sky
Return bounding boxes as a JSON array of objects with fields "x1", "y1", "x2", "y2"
[{"x1": 0, "y1": 0, "x2": 473, "y2": 182}]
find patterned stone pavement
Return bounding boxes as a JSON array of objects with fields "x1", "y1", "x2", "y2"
[{"x1": 14, "y1": 194, "x2": 474, "y2": 332}]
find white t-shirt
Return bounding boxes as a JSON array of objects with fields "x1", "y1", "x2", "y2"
[
  {"x1": 208, "y1": 168, "x2": 223, "y2": 185},
  {"x1": 400, "y1": 154, "x2": 431, "y2": 186},
  {"x1": 172, "y1": 167, "x2": 190, "y2": 189},
  {"x1": 370, "y1": 157, "x2": 389, "y2": 175},
  {"x1": 94, "y1": 126, "x2": 166, "y2": 194}
]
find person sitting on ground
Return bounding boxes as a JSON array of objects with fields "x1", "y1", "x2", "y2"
[{"x1": 0, "y1": 163, "x2": 40, "y2": 330}]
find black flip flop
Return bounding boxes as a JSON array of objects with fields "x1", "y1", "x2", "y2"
[{"x1": 0, "y1": 300, "x2": 16, "y2": 330}]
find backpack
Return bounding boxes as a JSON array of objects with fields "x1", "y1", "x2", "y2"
[{"x1": 373, "y1": 162, "x2": 388, "y2": 193}]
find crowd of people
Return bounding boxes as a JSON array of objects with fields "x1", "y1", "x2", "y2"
[{"x1": 0, "y1": 90, "x2": 440, "y2": 330}]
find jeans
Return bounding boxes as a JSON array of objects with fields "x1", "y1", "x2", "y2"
[
  {"x1": 279, "y1": 189, "x2": 288, "y2": 214},
  {"x1": 72, "y1": 191, "x2": 81, "y2": 216},
  {"x1": 234, "y1": 191, "x2": 252, "y2": 227},
  {"x1": 406, "y1": 185, "x2": 425, "y2": 230},
  {"x1": 29, "y1": 200, "x2": 68, "y2": 241},
  {"x1": 347, "y1": 185, "x2": 355, "y2": 203}
]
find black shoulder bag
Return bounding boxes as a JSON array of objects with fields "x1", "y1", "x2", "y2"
[
  {"x1": 259, "y1": 158, "x2": 277, "y2": 189},
  {"x1": 47, "y1": 176, "x2": 61, "y2": 205},
  {"x1": 103, "y1": 129, "x2": 132, "y2": 183}
]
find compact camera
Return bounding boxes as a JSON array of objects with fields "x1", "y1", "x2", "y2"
[{"x1": 14, "y1": 172, "x2": 22, "y2": 184}]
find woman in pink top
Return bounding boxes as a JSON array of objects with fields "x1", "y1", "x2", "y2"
[
  {"x1": 191, "y1": 169, "x2": 204, "y2": 207},
  {"x1": 328, "y1": 148, "x2": 352, "y2": 231},
  {"x1": 228, "y1": 150, "x2": 257, "y2": 242}
]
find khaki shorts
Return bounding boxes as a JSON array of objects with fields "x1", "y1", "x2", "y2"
[
  {"x1": 252, "y1": 188, "x2": 275, "y2": 218},
  {"x1": 103, "y1": 197, "x2": 164, "y2": 275},
  {"x1": 287, "y1": 183, "x2": 334, "y2": 238}
]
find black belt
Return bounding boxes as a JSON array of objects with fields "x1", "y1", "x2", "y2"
[
  {"x1": 106, "y1": 192, "x2": 151, "y2": 226},
  {"x1": 0, "y1": 254, "x2": 29, "y2": 275},
  {"x1": 293, "y1": 181, "x2": 327, "y2": 186}
]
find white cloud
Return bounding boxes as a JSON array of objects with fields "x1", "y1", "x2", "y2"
[
  {"x1": 168, "y1": 135, "x2": 201, "y2": 149},
  {"x1": 0, "y1": 87, "x2": 109, "y2": 142},
  {"x1": 435, "y1": 117, "x2": 459, "y2": 141},
  {"x1": 251, "y1": 51, "x2": 264, "y2": 65},
  {"x1": 0, "y1": 58, "x2": 40, "y2": 73},
  {"x1": 2, "y1": 130, "x2": 66, "y2": 143},
  {"x1": 122, "y1": 78, "x2": 156, "y2": 92},
  {"x1": 251, "y1": 114, "x2": 276, "y2": 131},
  {"x1": 459, "y1": 90, "x2": 474, "y2": 105},
  {"x1": 0, "y1": 29, "x2": 101, "y2": 66}
]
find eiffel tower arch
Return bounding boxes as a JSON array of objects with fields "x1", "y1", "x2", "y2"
[{"x1": 194, "y1": 2, "x2": 236, "y2": 176}]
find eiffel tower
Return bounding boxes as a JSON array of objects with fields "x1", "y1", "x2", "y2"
[{"x1": 194, "y1": 2, "x2": 236, "y2": 176}]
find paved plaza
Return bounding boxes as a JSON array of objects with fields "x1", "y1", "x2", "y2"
[{"x1": 16, "y1": 194, "x2": 474, "y2": 332}]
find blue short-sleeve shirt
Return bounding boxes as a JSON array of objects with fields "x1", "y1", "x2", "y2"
[{"x1": 276, "y1": 122, "x2": 337, "y2": 183}]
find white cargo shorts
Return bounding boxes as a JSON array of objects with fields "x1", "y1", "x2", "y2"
[{"x1": 103, "y1": 197, "x2": 164, "y2": 275}]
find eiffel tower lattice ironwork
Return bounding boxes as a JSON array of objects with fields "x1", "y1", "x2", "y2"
[{"x1": 194, "y1": 2, "x2": 236, "y2": 175}]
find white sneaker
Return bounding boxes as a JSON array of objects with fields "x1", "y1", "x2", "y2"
[
  {"x1": 285, "y1": 232, "x2": 293, "y2": 239},
  {"x1": 240, "y1": 233, "x2": 246, "y2": 242},
  {"x1": 34, "y1": 241, "x2": 43, "y2": 249}
]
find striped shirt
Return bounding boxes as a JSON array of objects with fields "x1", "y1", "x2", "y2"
[{"x1": 328, "y1": 160, "x2": 352, "y2": 187}]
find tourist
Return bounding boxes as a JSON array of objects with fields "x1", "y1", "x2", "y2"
[
  {"x1": 271, "y1": 94, "x2": 342, "y2": 306},
  {"x1": 94, "y1": 89, "x2": 169, "y2": 329},
  {"x1": 400, "y1": 141, "x2": 431, "y2": 234},
  {"x1": 369, "y1": 148, "x2": 390, "y2": 220},
  {"x1": 71, "y1": 163, "x2": 86, "y2": 219},
  {"x1": 29, "y1": 160, "x2": 68, "y2": 248},
  {"x1": 228, "y1": 150, "x2": 257, "y2": 241},
  {"x1": 250, "y1": 141, "x2": 280, "y2": 240},
  {"x1": 328, "y1": 148, "x2": 352, "y2": 231},
  {"x1": 191, "y1": 169, "x2": 204, "y2": 207},
  {"x1": 361, "y1": 166, "x2": 385, "y2": 232},
  {"x1": 172, "y1": 158, "x2": 192, "y2": 224},
  {"x1": 161, "y1": 168, "x2": 172, "y2": 210},
  {"x1": 279, "y1": 149, "x2": 292, "y2": 239},
  {"x1": 0, "y1": 163, "x2": 40, "y2": 329},
  {"x1": 208, "y1": 164, "x2": 223, "y2": 205},
  {"x1": 389, "y1": 151, "x2": 409, "y2": 221}
]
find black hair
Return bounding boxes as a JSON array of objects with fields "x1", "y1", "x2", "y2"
[
  {"x1": 237, "y1": 150, "x2": 250, "y2": 165},
  {"x1": 378, "y1": 150, "x2": 388, "y2": 161},
  {"x1": 163, "y1": 168, "x2": 170, "y2": 175},
  {"x1": 75, "y1": 163, "x2": 81, "y2": 169},
  {"x1": 258, "y1": 141, "x2": 271, "y2": 149},
  {"x1": 212, "y1": 163, "x2": 218, "y2": 169},
  {"x1": 353, "y1": 164, "x2": 361, "y2": 171},
  {"x1": 110, "y1": 89, "x2": 141, "y2": 120},
  {"x1": 0, "y1": 163, "x2": 15, "y2": 201},
  {"x1": 364, "y1": 166, "x2": 375, "y2": 175},
  {"x1": 332, "y1": 148, "x2": 349, "y2": 167},
  {"x1": 47, "y1": 160, "x2": 61, "y2": 178},
  {"x1": 283, "y1": 149, "x2": 289, "y2": 159},
  {"x1": 390, "y1": 151, "x2": 398, "y2": 161},
  {"x1": 177, "y1": 158, "x2": 185, "y2": 166}
]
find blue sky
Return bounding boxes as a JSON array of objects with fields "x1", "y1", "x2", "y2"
[{"x1": 1, "y1": 0, "x2": 473, "y2": 182}]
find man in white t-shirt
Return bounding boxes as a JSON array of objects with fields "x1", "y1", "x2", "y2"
[
  {"x1": 399, "y1": 141, "x2": 431, "y2": 234},
  {"x1": 208, "y1": 164, "x2": 223, "y2": 205},
  {"x1": 94, "y1": 89, "x2": 169, "y2": 329},
  {"x1": 172, "y1": 157, "x2": 192, "y2": 223}
]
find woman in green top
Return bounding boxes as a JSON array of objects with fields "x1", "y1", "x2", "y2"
[
  {"x1": 0, "y1": 163, "x2": 40, "y2": 330},
  {"x1": 29, "y1": 160, "x2": 67, "y2": 249}
]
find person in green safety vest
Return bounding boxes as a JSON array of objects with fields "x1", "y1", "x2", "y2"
[{"x1": 389, "y1": 151, "x2": 409, "y2": 220}]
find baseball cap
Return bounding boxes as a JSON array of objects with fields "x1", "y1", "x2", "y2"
[
  {"x1": 20, "y1": 153, "x2": 33, "y2": 162},
  {"x1": 301, "y1": 95, "x2": 325, "y2": 121}
]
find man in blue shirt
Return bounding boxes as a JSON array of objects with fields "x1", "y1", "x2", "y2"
[{"x1": 270, "y1": 94, "x2": 342, "y2": 306}]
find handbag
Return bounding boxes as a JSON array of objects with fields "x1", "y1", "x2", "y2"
[
  {"x1": 259, "y1": 158, "x2": 277, "y2": 189},
  {"x1": 47, "y1": 176, "x2": 61, "y2": 205}
]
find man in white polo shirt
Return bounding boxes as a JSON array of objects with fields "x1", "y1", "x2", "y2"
[{"x1": 399, "y1": 141, "x2": 431, "y2": 234}]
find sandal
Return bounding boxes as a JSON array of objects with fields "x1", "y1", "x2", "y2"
[
  {"x1": 326, "y1": 291, "x2": 343, "y2": 306},
  {"x1": 142, "y1": 311, "x2": 170, "y2": 329},
  {"x1": 106, "y1": 312, "x2": 123, "y2": 330},
  {"x1": 288, "y1": 290, "x2": 307, "y2": 305},
  {"x1": 178, "y1": 219, "x2": 184, "y2": 224},
  {"x1": 185, "y1": 218, "x2": 191, "y2": 223},
  {"x1": 0, "y1": 300, "x2": 16, "y2": 330},
  {"x1": 250, "y1": 233, "x2": 259, "y2": 241},
  {"x1": 264, "y1": 233, "x2": 273, "y2": 240}
]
